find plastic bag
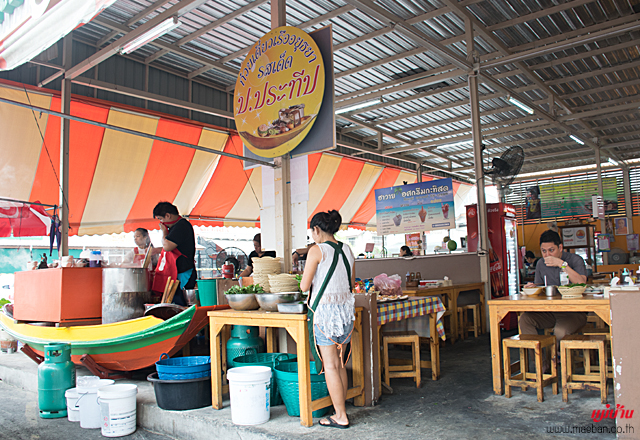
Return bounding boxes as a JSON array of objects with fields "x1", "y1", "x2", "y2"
[{"x1": 373, "y1": 273, "x2": 402, "y2": 296}]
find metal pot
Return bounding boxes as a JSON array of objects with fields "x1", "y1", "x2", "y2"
[
  {"x1": 184, "y1": 289, "x2": 199, "y2": 306},
  {"x1": 102, "y1": 268, "x2": 151, "y2": 324}
]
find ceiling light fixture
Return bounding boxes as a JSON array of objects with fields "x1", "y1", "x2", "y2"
[
  {"x1": 569, "y1": 135, "x2": 585, "y2": 145},
  {"x1": 507, "y1": 97, "x2": 534, "y2": 114},
  {"x1": 335, "y1": 99, "x2": 381, "y2": 114},
  {"x1": 120, "y1": 16, "x2": 181, "y2": 55}
]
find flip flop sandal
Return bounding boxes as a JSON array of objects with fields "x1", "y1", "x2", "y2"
[{"x1": 319, "y1": 416, "x2": 350, "y2": 429}]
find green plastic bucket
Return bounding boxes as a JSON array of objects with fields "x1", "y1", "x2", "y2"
[
  {"x1": 273, "y1": 361, "x2": 330, "y2": 418},
  {"x1": 197, "y1": 279, "x2": 217, "y2": 306}
]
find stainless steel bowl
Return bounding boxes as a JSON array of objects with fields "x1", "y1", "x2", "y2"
[
  {"x1": 224, "y1": 293, "x2": 259, "y2": 311},
  {"x1": 255, "y1": 292, "x2": 301, "y2": 312},
  {"x1": 545, "y1": 285, "x2": 558, "y2": 296},
  {"x1": 184, "y1": 289, "x2": 199, "y2": 306}
]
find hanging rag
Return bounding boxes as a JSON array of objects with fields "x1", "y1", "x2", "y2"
[{"x1": 49, "y1": 212, "x2": 61, "y2": 256}]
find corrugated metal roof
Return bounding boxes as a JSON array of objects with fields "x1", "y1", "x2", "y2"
[{"x1": 61, "y1": 0, "x2": 640, "y2": 179}]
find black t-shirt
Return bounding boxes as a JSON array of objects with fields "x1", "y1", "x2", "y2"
[
  {"x1": 165, "y1": 218, "x2": 195, "y2": 273},
  {"x1": 248, "y1": 250, "x2": 276, "y2": 267}
]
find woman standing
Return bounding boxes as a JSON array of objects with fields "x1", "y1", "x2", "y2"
[
  {"x1": 123, "y1": 228, "x2": 158, "y2": 269},
  {"x1": 300, "y1": 210, "x2": 355, "y2": 429}
]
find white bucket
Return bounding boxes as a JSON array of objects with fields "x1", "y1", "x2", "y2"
[
  {"x1": 77, "y1": 379, "x2": 114, "y2": 429},
  {"x1": 65, "y1": 388, "x2": 80, "y2": 422},
  {"x1": 98, "y1": 384, "x2": 138, "y2": 438},
  {"x1": 226, "y1": 366, "x2": 271, "y2": 426}
]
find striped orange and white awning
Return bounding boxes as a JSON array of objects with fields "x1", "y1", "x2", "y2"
[{"x1": 0, "y1": 80, "x2": 471, "y2": 235}]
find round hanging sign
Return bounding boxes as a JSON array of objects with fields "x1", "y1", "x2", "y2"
[{"x1": 233, "y1": 26, "x2": 325, "y2": 158}]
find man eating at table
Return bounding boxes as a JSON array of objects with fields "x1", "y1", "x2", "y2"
[{"x1": 520, "y1": 230, "x2": 588, "y2": 348}]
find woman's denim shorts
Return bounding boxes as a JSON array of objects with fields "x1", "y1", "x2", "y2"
[{"x1": 314, "y1": 321, "x2": 354, "y2": 346}]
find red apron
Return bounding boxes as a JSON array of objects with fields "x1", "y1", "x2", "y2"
[
  {"x1": 133, "y1": 247, "x2": 146, "y2": 265},
  {"x1": 151, "y1": 249, "x2": 182, "y2": 294}
]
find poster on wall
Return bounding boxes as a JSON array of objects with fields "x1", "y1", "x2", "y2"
[
  {"x1": 597, "y1": 234, "x2": 611, "y2": 252},
  {"x1": 627, "y1": 234, "x2": 639, "y2": 251},
  {"x1": 234, "y1": 26, "x2": 326, "y2": 158},
  {"x1": 375, "y1": 178, "x2": 454, "y2": 236},
  {"x1": 562, "y1": 227, "x2": 588, "y2": 247},
  {"x1": 539, "y1": 177, "x2": 618, "y2": 217},
  {"x1": 405, "y1": 233, "x2": 422, "y2": 256},
  {"x1": 615, "y1": 218, "x2": 629, "y2": 235}
]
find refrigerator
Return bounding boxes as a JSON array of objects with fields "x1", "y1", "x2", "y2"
[{"x1": 466, "y1": 203, "x2": 520, "y2": 330}]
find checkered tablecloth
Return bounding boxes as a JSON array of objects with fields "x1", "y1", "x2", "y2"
[{"x1": 377, "y1": 296, "x2": 446, "y2": 340}]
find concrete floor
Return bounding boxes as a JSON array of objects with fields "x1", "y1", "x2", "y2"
[{"x1": 0, "y1": 332, "x2": 622, "y2": 440}]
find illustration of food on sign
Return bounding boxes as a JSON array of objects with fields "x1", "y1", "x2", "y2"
[
  {"x1": 233, "y1": 26, "x2": 325, "y2": 158},
  {"x1": 393, "y1": 214, "x2": 402, "y2": 226},
  {"x1": 419, "y1": 206, "x2": 427, "y2": 223}
]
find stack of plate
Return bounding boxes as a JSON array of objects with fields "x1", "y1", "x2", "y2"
[
  {"x1": 252, "y1": 257, "x2": 282, "y2": 293},
  {"x1": 268, "y1": 274, "x2": 299, "y2": 293}
]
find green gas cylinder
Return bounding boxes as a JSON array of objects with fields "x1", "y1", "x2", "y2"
[
  {"x1": 38, "y1": 343, "x2": 75, "y2": 418},
  {"x1": 226, "y1": 325, "x2": 264, "y2": 368}
]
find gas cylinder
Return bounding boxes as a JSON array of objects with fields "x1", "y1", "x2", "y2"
[
  {"x1": 38, "y1": 343, "x2": 75, "y2": 418},
  {"x1": 226, "y1": 325, "x2": 264, "y2": 368},
  {"x1": 222, "y1": 263, "x2": 234, "y2": 279}
]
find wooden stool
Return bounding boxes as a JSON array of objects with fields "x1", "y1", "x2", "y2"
[
  {"x1": 457, "y1": 304, "x2": 481, "y2": 339},
  {"x1": 382, "y1": 331, "x2": 421, "y2": 388},
  {"x1": 560, "y1": 335, "x2": 608, "y2": 404},
  {"x1": 581, "y1": 328, "x2": 613, "y2": 379},
  {"x1": 503, "y1": 334, "x2": 558, "y2": 402}
]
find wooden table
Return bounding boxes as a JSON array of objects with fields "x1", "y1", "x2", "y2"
[
  {"x1": 404, "y1": 282, "x2": 486, "y2": 343},
  {"x1": 208, "y1": 307, "x2": 365, "y2": 427},
  {"x1": 376, "y1": 296, "x2": 446, "y2": 394},
  {"x1": 488, "y1": 294, "x2": 611, "y2": 395}
]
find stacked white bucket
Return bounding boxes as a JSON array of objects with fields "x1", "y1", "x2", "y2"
[
  {"x1": 227, "y1": 366, "x2": 272, "y2": 425},
  {"x1": 67, "y1": 376, "x2": 138, "y2": 437}
]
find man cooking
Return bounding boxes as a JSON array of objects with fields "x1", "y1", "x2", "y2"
[
  {"x1": 520, "y1": 230, "x2": 588, "y2": 343},
  {"x1": 152, "y1": 202, "x2": 196, "y2": 306}
]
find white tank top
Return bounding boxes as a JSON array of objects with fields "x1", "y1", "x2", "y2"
[{"x1": 310, "y1": 242, "x2": 355, "y2": 337}]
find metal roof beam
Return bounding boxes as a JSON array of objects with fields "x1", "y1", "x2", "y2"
[
  {"x1": 546, "y1": 58, "x2": 640, "y2": 87},
  {"x1": 94, "y1": 17, "x2": 238, "y2": 77},
  {"x1": 338, "y1": 82, "x2": 467, "y2": 118},
  {"x1": 481, "y1": 21, "x2": 640, "y2": 70},
  {"x1": 510, "y1": 14, "x2": 640, "y2": 52},
  {"x1": 560, "y1": 77, "x2": 640, "y2": 101},
  {"x1": 486, "y1": 0, "x2": 597, "y2": 32},
  {"x1": 71, "y1": 77, "x2": 233, "y2": 119},
  {"x1": 532, "y1": 39, "x2": 640, "y2": 71},
  {"x1": 66, "y1": 0, "x2": 209, "y2": 80},
  {"x1": 571, "y1": 94, "x2": 640, "y2": 113},
  {"x1": 559, "y1": 100, "x2": 640, "y2": 121}
]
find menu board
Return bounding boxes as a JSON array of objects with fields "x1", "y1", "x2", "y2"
[
  {"x1": 562, "y1": 226, "x2": 588, "y2": 247},
  {"x1": 539, "y1": 177, "x2": 617, "y2": 217},
  {"x1": 375, "y1": 178, "x2": 455, "y2": 236}
]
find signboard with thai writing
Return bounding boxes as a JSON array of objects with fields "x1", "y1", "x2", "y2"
[
  {"x1": 375, "y1": 179, "x2": 455, "y2": 236},
  {"x1": 234, "y1": 26, "x2": 325, "y2": 158},
  {"x1": 539, "y1": 177, "x2": 618, "y2": 217}
]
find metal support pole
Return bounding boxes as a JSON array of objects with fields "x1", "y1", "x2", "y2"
[
  {"x1": 272, "y1": 0, "x2": 292, "y2": 272},
  {"x1": 417, "y1": 163, "x2": 422, "y2": 183},
  {"x1": 623, "y1": 165, "x2": 633, "y2": 234},
  {"x1": 59, "y1": 36, "x2": 72, "y2": 257},
  {"x1": 595, "y1": 148, "x2": 608, "y2": 265},
  {"x1": 467, "y1": 22, "x2": 491, "y2": 298}
]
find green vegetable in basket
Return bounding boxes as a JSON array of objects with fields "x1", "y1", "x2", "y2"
[{"x1": 565, "y1": 283, "x2": 586, "y2": 288}]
